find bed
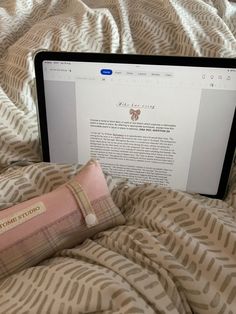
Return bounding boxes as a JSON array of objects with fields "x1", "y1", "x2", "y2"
[{"x1": 0, "y1": 0, "x2": 236, "y2": 313}]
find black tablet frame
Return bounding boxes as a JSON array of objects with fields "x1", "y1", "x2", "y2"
[{"x1": 34, "y1": 51, "x2": 236, "y2": 199}]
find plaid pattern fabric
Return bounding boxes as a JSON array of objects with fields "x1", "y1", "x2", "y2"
[
  {"x1": 66, "y1": 180, "x2": 98, "y2": 227},
  {"x1": 0, "y1": 160, "x2": 125, "y2": 280}
]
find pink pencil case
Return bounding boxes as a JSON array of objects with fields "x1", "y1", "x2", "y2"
[{"x1": 0, "y1": 160, "x2": 125, "y2": 279}]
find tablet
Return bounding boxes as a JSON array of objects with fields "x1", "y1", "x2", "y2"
[{"x1": 34, "y1": 52, "x2": 236, "y2": 199}]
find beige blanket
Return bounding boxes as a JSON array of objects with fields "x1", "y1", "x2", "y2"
[
  {"x1": 0, "y1": 163, "x2": 235, "y2": 313},
  {"x1": 0, "y1": 0, "x2": 236, "y2": 313}
]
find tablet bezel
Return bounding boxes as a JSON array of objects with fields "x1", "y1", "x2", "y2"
[{"x1": 34, "y1": 51, "x2": 236, "y2": 199}]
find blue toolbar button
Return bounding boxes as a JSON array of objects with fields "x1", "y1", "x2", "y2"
[{"x1": 101, "y1": 69, "x2": 113, "y2": 75}]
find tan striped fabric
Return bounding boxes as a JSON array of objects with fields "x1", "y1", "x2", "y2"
[
  {"x1": 0, "y1": 162, "x2": 235, "y2": 313},
  {"x1": 0, "y1": 0, "x2": 236, "y2": 313}
]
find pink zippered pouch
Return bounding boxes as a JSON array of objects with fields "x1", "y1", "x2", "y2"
[{"x1": 0, "y1": 160, "x2": 125, "y2": 279}]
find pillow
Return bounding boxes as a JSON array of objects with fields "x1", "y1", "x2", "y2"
[{"x1": 0, "y1": 159, "x2": 125, "y2": 280}]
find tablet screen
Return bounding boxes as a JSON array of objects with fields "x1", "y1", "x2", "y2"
[{"x1": 35, "y1": 53, "x2": 236, "y2": 198}]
